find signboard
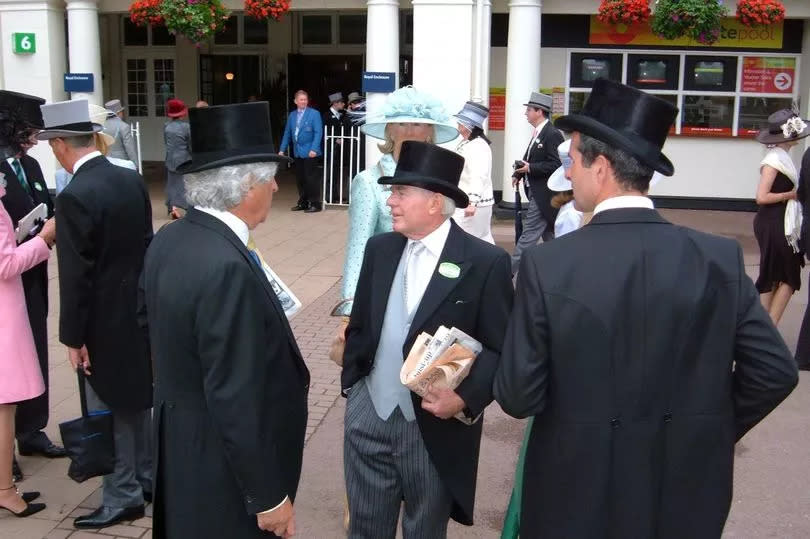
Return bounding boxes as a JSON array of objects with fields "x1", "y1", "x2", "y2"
[
  {"x1": 489, "y1": 88, "x2": 505, "y2": 130},
  {"x1": 12, "y1": 33, "x2": 35, "y2": 54},
  {"x1": 362, "y1": 72, "x2": 396, "y2": 93},
  {"x1": 741, "y1": 57, "x2": 795, "y2": 94},
  {"x1": 589, "y1": 16, "x2": 783, "y2": 49},
  {"x1": 64, "y1": 73, "x2": 94, "y2": 92},
  {"x1": 540, "y1": 87, "x2": 566, "y2": 120}
]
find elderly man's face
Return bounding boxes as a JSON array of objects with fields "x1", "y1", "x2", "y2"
[
  {"x1": 387, "y1": 185, "x2": 441, "y2": 238},
  {"x1": 244, "y1": 176, "x2": 279, "y2": 229},
  {"x1": 48, "y1": 138, "x2": 69, "y2": 171}
]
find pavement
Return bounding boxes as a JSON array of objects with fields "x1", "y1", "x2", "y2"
[{"x1": 2, "y1": 169, "x2": 809, "y2": 538}]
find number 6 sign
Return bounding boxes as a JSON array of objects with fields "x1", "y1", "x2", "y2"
[{"x1": 12, "y1": 33, "x2": 36, "y2": 54}]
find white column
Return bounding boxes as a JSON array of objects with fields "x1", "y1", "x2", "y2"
[
  {"x1": 66, "y1": 0, "x2": 103, "y2": 105},
  {"x1": 471, "y1": 0, "x2": 492, "y2": 110},
  {"x1": 365, "y1": 0, "x2": 399, "y2": 168},
  {"x1": 412, "y1": 0, "x2": 473, "y2": 143},
  {"x1": 0, "y1": 0, "x2": 68, "y2": 187},
  {"x1": 500, "y1": 0, "x2": 541, "y2": 207}
]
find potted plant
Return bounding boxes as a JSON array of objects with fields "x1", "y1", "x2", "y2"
[
  {"x1": 161, "y1": 0, "x2": 230, "y2": 44},
  {"x1": 651, "y1": 0, "x2": 728, "y2": 45},
  {"x1": 129, "y1": 0, "x2": 164, "y2": 27},
  {"x1": 597, "y1": 0, "x2": 652, "y2": 26},
  {"x1": 244, "y1": 0, "x2": 291, "y2": 21},
  {"x1": 736, "y1": 0, "x2": 785, "y2": 27}
]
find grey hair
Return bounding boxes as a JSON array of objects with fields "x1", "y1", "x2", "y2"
[
  {"x1": 184, "y1": 162, "x2": 279, "y2": 210},
  {"x1": 440, "y1": 195, "x2": 456, "y2": 217},
  {"x1": 64, "y1": 134, "x2": 95, "y2": 149},
  {"x1": 577, "y1": 134, "x2": 653, "y2": 192}
]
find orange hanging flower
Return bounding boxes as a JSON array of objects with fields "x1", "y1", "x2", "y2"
[
  {"x1": 597, "y1": 0, "x2": 651, "y2": 26},
  {"x1": 736, "y1": 0, "x2": 785, "y2": 28},
  {"x1": 245, "y1": 0, "x2": 291, "y2": 21}
]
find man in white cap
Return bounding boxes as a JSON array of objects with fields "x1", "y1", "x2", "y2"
[{"x1": 103, "y1": 99, "x2": 137, "y2": 168}]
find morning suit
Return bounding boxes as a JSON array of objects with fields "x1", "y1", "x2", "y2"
[
  {"x1": 342, "y1": 220, "x2": 513, "y2": 534},
  {"x1": 511, "y1": 120, "x2": 564, "y2": 273},
  {"x1": 104, "y1": 115, "x2": 138, "y2": 166},
  {"x1": 279, "y1": 107, "x2": 323, "y2": 207},
  {"x1": 494, "y1": 206, "x2": 799, "y2": 539},
  {"x1": 323, "y1": 106, "x2": 351, "y2": 203},
  {"x1": 0, "y1": 155, "x2": 55, "y2": 443},
  {"x1": 56, "y1": 154, "x2": 154, "y2": 508},
  {"x1": 140, "y1": 208, "x2": 310, "y2": 539},
  {"x1": 164, "y1": 119, "x2": 192, "y2": 210}
]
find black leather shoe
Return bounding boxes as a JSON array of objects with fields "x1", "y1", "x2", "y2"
[
  {"x1": 143, "y1": 490, "x2": 153, "y2": 503},
  {"x1": 291, "y1": 202, "x2": 309, "y2": 211},
  {"x1": 18, "y1": 441, "x2": 67, "y2": 458},
  {"x1": 0, "y1": 501, "x2": 45, "y2": 518},
  {"x1": 12, "y1": 458, "x2": 22, "y2": 482},
  {"x1": 304, "y1": 205, "x2": 322, "y2": 213},
  {"x1": 74, "y1": 505, "x2": 145, "y2": 529}
]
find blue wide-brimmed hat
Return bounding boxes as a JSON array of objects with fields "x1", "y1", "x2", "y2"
[{"x1": 361, "y1": 86, "x2": 458, "y2": 144}]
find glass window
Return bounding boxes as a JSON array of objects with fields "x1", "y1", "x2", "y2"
[
  {"x1": 400, "y1": 12, "x2": 413, "y2": 47},
  {"x1": 302, "y1": 15, "x2": 332, "y2": 45},
  {"x1": 568, "y1": 92, "x2": 590, "y2": 114},
  {"x1": 154, "y1": 59, "x2": 175, "y2": 117},
  {"x1": 151, "y1": 25, "x2": 176, "y2": 46},
  {"x1": 738, "y1": 97, "x2": 794, "y2": 136},
  {"x1": 123, "y1": 19, "x2": 148, "y2": 46},
  {"x1": 627, "y1": 55, "x2": 680, "y2": 91},
  {"x1": 215, "y1": 15, "x2": 239, "y2": 45},
  {"x1": 244, "y1": 17, "x2": 268, "y2": 44},
  {"x1": 681, "y1": 95, "x2": 734, "y2": 136},
  {"x1": 339, "y1": 15, "x2": 366, "y2": 45},
  {"x1": 684, "y1": 56, "x2": 737, "y2": 92},
  {"x1": 126, "y1": 59, "x2": 148, "y2": 117},
  {"x1": 570, "y1": 53, "x2": 622, "y2": 88}
]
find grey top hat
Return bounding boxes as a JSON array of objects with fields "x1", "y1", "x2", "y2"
[
  {"x1": 347, "y1": 92, "x2": 363, "y2": 104},
  {"x1": 454, "y1": 101, "x2": 489, "y2": 130},
  {"x1": 105, "y1": 99, "x2": 124, "y2": 115},
  {"x1": 36, "y1": 99, "x2": 103, "y2": 140},
  {"x1": 328, "y1": 92, "x2": 344, "y2": 103},
  {"x1": 523, "y1": 91, "x2": 552, "y2": 112}
]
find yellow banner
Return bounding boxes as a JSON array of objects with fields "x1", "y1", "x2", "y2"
[{"x1": 589, "y1": 16, "x2": 783, "y2": 49}]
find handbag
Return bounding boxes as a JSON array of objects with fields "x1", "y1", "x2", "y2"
[{"x1": 58, "y1": 372, "x2": 116, "y2": 483}]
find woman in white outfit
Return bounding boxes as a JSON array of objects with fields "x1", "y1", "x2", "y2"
[
  {"x1": 452, "y1": 101, "x2": 495, "y2": 243},
  {"x1": 547, "y1": 139, "x2": 583, "y2": 237}
]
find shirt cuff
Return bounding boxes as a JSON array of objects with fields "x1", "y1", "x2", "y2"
[{"x1": 258, "y1": 495, "x2": 288, "y2": 515}]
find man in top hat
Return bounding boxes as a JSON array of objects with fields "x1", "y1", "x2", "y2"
[
  {"x1": 494, "y1": 79, "x2": 798, "y2": 538},
  {"x1": 342, "y1": 141, "x2": 513, "y2": 537},
  {"x1": 279, "y1": 89, "x2": 323, "y2": 212},
  {"x1": 323, "y1": 91, "x2": 350, "y2": 203},
  {"x1": 103, "y1": 99, "x2": 138, "y2": 168},
  {"x1": 39, "y1": 99, "x2": 154, "y2": 529},
  {"x1": 139, "y1": 101, "x2": 310, "y2": 539},
  {"x1": 510, "y1": 91, "x2": 564, "y2": 274},
  {"x1": 0, "y1": 91, "x2": 65, "y2": 481}
]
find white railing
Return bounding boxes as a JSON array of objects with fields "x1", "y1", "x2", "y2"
[
  {"x1": 322, "y1": 124, "x2": 363, "y2": 206},
  {"x1": 131, "y1": 121, "x2": 143, "y2": 175}
]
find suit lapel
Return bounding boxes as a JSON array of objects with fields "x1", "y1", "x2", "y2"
[
  {"x1": 408, "y1": 222, "x2": 467, "y2": 342},
  {"x1": 370, "y1": 234, "x2": 408, "y2": 340}
]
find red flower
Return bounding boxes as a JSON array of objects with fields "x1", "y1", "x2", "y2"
[{"x1": 736, "y1": 0, "x2": 785, "y2": 27}]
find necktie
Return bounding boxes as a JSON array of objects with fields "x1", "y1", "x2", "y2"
[
  {"x1": 247, "y1": 236, "x2": 269, "y2": 274},
  {"x1": 403, "y1": 242, "x2": 425, "y2": 314},
  {"x1": 12, "y1": 159, "x2": 31, "y2": 196},
  {"x1": 295, "y1": 110, "x2": 303, "y2": 141}
]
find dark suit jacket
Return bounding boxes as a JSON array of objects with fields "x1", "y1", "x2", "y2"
[
  {"x1": 55, "y1": 155, "x2": 153, "y2": 411},
  {"x1": 342, "y1": 221, "x2": 514, "y2": 525},
  {"x1": 140, "y1": 208, "x2": 310, "y2": 539},
  {"x1": 523, "y1": 121, "x2": 564, "y2": 224},
  {"x1": 797, "y1": 146, "x2": 810, "y2": 255},
  {"x1": 494, "y1": 208, "x2": 798, "y2": 539}
]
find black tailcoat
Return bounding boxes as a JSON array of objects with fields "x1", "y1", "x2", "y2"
[
  {"x1": 140, "y1": 209, "x2": 310, "y2": 539},
  {"x1": 494, "y1": 208, "x2": 799, "y2": 538},
  {"x1": 524, "y1": 121, "x2": 564, "y2": 224},
  {"x1": 55, "y1": 156, "x2": 153, "y2": 411},
  {"x1": 342, "y1": 221, "x2": 514, "y2": 525}
]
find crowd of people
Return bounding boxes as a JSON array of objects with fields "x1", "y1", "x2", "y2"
[{"x1": 0, "y1": 77, "x2": 805, "y2": 539}]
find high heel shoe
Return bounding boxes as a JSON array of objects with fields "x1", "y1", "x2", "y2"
[
  {"x1": 21, "y1": 491, "x2": 40, "y2": 503},
  {"x1": 0, "y1": 485, "x2": 46, "y2": 517}
]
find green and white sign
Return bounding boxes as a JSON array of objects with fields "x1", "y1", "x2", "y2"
[{"x1": 12, "y1": 33, "x2": 35, "y2": 54}]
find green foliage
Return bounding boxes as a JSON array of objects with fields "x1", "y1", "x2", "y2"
[{"x1": 651, "y1": 0, "x2": 728, "y2": 45}]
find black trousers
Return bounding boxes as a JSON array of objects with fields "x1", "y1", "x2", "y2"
[
  {"x1": 15, "y1": 303, "x2": 49, "y2": 445},
  {"x1": 293, "y1": 157, "x2": 320, "y2": 207}
]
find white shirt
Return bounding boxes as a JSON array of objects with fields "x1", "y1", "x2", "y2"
[
  {"x1": 72, "y1": 151, "x2": 102, "y2": 174},
  {"x1": 403, "y1": 218, "x2": 452, "y2": 312},
  {"x1": 456, "y1": 137, "x2": 493, "y2": 206},
  {"x1": 593, "y1": 195, "x2": 654, "y2": 215},
  {"x1": 554, "y1": 200, "x2": 583, "y2": 237},
  {"x1": 533, "y1": 118, "x2": 549, "y2": 141}
]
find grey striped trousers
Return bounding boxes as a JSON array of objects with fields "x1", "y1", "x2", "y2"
[{"x1": 344, "y1": 381, "x2": 453, "y2": 538}]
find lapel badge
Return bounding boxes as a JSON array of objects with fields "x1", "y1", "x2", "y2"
[
  {"x1": 438, "y1": 262, "x2": 461, "y2": 279},
  {"x1": 33, "y1": 182, "x2": 43, "y2": 191}
]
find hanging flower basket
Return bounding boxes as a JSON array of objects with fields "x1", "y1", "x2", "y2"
[
  {"x1": 597, "y1": 0, "x2": 652, "y2": 26},
  {"x1": 651, "y1": 0, "x2": 728, "y2": 45},
  {"x1": 161, "y1": 0, "x2": 230, "y2": 44},
  {"x1": 244, "y1": 0, "x2": 291, "y2": 21},
  {"x1": 129, "y1": 0, "x2": 164, "y2": 27},
  {"x1": 736, "y1": 0, "x2": 785, "y2": 28}
]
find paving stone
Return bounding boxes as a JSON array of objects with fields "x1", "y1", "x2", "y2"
[
  {"x1": 95, "y1": 524, "x2": 145, "y2": 537},
  {"x1": 44, "y1": 529, "x2": 72, "y2": 539}
]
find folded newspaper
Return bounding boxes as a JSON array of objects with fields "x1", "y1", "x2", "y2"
[
  {"x1": 257, "y1": 262, "x2": 302, "y2": 319},
  {"x1": 400, "y1": 326, "x2": 483, "y2": 425}
]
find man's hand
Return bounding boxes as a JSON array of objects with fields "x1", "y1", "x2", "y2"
[
  {"x1": 421, "y1": 386, "x2": 466, "y2": 419},
  {"x1": 464, "y1": 205, "x2": 476, "y2": 217},
  {"x1": 308, "y1": 150, "x2": 317, "y2": 158},
  {"x1": 278, "y1": 151, "x2": 285, "y2": 156},
  {"x1": 38, "y1": 217, "x2": 56, "y2": 247},
  {"x1": 514, "y1": 160, "x2": 529, "y2": 174},
  {"x1": 68, "y1": 345, "x2": 91, "y2": 375},
  {"x1": 257, "y1": 498, "x2": 295, "y2": 538}
]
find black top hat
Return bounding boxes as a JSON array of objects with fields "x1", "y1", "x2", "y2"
[
  {"x1": 177, "y1": 102, "x2": 291, "y2": 174},
  {"x1": 555, "y1": 79, "x2": 678, "y2": 176},
  {"x1": 755, "y1": 109, "x2": 810, "y2": 145},
  {"x1": 0, "y1": 90, "x2": 45, "y2": 129},
  {"x1": 378, "y1": 141, "x2": 468, "y2": 208}
]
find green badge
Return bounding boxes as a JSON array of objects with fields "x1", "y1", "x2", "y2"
[
  {"x1": 438, "y1": 262, "x2": 460, "y2": 279},
  {"x1": 33, "y1": 182, "x2": 43, "y2": 191}
]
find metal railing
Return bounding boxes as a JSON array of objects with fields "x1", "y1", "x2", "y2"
[
  {"x1": 131, "y1": 121, "x2": 143, "y2": 175},
  {"x1": 322, "y1": 124, "x2": 363, "y2": 206}
]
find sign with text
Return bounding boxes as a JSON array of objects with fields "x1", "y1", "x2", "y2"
[
  {"x1": 741, "y1": 57, "x2": 795, "y2": 94},
  {"x1": 589, "y1": 16, "x2": 783, "y2": 49},
  {"x1": 12, "y1": 33, "x2": 35, "y2": 54},
  {"x1": 362, "y1": 72, "x2": 396, "y2": 93},
  {"x1": 489, "y1": 88, "x2": 505, "y2": 130},
  {"x1": 64, "y1": 73, "x2": 94, "y2": 93}
]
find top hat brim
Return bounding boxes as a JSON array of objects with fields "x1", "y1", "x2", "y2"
[
  {"x1": 378, "y1": 171, "x2": 469, "y2": 208},
  {"x1": 36, "y1": 123, "x2": 103, "y2": 141},
  {"x1": 177, "y1": 148, "x2": 291, "y2": 174},
  {"x1": 523, "y1": 101, "x2": 551, "y2": 111},
  {"x1": 555, "y1": 114, "x2": 674, "y2": 176},
  {"x1": 755, "y1": 126, "x2": 810, "y2": 145}
]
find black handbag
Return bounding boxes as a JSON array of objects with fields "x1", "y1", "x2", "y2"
[{"x1": 58, "y1": 372, "x2": 116, "y2": 483}]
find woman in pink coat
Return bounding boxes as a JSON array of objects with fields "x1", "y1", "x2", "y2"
[{"x1": 0, "y1": 174, "x2": 55, "y2": 517}]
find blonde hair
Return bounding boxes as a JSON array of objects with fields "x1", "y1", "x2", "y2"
[
  {"x1": 377, "y1": 124, "x2": 435, "y2": 154},
  {"x1": 94, "y1": 133, "x2": 109, "y2": 156},
  {"x1": 551, "y1": 191, "x2": 574, "y2": 209}
]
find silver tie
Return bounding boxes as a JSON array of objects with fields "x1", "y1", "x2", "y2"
[{"x1": 403, "y1": 242, "x2": 425, "y2": 314}]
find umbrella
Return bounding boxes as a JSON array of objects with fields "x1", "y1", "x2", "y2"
[{"x1": 514, "y1": 187, "x2": 523, "y2": 245}]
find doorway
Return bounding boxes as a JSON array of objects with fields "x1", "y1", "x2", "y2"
[{"x1": 199, "y1": 55, "x2": 261, "y2": 105}]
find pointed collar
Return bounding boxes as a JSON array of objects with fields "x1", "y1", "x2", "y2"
[{"x1": 195, "y1": 206, "x2": 249, "y2": 246}]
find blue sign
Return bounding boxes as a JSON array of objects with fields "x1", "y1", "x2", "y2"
[
  {"x1": 64, "y1": 73, "x2": 94, "y2": 92},
  {"x1": 362, "y1": 72, "x2": 396, "y2": 93}
]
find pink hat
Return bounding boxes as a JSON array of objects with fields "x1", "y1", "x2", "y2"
[{"x1": 166, "y1": 98, "x2": 188, "y2": 118}]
